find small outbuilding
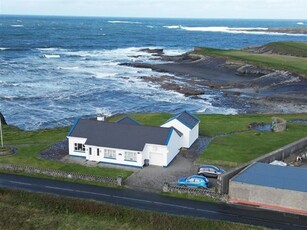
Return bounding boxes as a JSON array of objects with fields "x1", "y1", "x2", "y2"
[
  {"x1": 161, "y1": 111, "x2": 200, "y2": 148},
  {"x1": 229, "y1": 162, "x2": 307, "y2": 215}
]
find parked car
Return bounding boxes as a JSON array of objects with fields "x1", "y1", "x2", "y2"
[
  {"x1": 197, "y1": 165, "x2": 225, "y2": 178},
  {"x1": 177, "y1": 175, "x2": 209, "y2": 189}
]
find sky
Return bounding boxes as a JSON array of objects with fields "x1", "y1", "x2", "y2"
[{"x1": 1, "y1": 0, "x2": 306, "y2": 19}]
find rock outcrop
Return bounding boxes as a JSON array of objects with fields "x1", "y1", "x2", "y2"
[{"x1": 0, "y1": 112, "x2": 7, "y2": 125}]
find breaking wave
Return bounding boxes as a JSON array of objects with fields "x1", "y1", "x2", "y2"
[
  {"x1": 108, "y1": 20, "x2": 142, "y2": 24},
  {"x1": 165, "y1": 25, "x2": 307, "y2": 36},
  {"x1": 11, "y1": 24, "x2": 24, "y2": 27},
  {"x1": 42, "y1": 54, "x2": 61, "y2": 59}
]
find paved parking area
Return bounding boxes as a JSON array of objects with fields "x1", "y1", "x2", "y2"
[{"x1": 124, "y1": 137, "x2": 216, "y2": 192}]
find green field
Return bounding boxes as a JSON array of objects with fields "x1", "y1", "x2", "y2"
[
  {"x1": 0, "y1": 125, "x2": 132, "y2": 179},
  {"x1": 1, "y1": 113, "x2": 306, "y2": 177},
  {"x1": 112, "y1": 113, "x2": 307, "y2": 167},
  {"x1": 194, "y1": 42, "x2": 307, "y2": 76},
  {"x1": 0, "y1": 188, "x2": 261, "y2": 230}
]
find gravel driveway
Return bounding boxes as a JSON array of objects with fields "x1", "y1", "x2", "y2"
[{"x1": 124, "y1": 137, "x2": 212, "y2": 192}]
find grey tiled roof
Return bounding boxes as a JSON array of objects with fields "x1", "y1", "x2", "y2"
[
  {"x1": 164, "y1": 111, "x2": 200, "y2": 129},
  {"x1": 68, "y1": 119, "x2": 174, "y2": 151},
  {"x1": 116, "y1": 116, "x2": 141, "y2": 125},
  {"x1": 232, "y1": 162, "x2": 307, "y2": 193}
]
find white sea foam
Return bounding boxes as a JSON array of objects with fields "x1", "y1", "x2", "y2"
[
  {"x1": 11, "y1": 24, "x2": 24, "y2": 27},
  {"x1": 108, "y1": 20, "x2": 142, "y2": 24},
  {"x1": 163, "y1": 25, "x2": 181, "y2": 29},
  {"x1": 37, "y1": 48, "x2": 63, "y2": 51},
  {"x1": 297, "y1": 22, "x2": 304, "y2": 25},
  {"x1": 0, "y1": 48, "x2": 9, "y2": 51},
  {"x1": 43, "y1": 54, "x2": 61, "y2": 59},
  {"x1": 165, "y1": 25, "x2": 307, "y2": 36}
]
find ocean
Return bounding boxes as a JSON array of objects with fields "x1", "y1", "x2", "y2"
[{"x1": 0, "y1": 15, "x2": 306, "y2": 130}]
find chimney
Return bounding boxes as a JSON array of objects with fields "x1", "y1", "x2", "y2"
[{"x1": 97, "y1": 114, "x2": 105, "y2": 121}]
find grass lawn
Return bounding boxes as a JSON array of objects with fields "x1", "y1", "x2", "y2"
[
  {"x1": 0, "y1": 188, "x2": 261, "y2": 230},
  {"x1": 0, "y1": 125, "x2": 132, "y2": 179},
  {"x1": 1, "y1": 113, "x2": 306, "y2": 177},
  {"x1": 111, "y1": 113, "x2": 307, "y2": 167},
  {"x1": 196, "y1": 115, "x2": 307, "y2": 166},
  {"x1": 194, "y1": 42, "x2": 307, "y2": 76}
]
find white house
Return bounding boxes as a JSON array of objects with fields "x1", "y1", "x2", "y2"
[
  {"x1": 67, "y1": 111, "x2": 199, "y2": 168},
  {"x1": 161, "y1": 111, "x2": 200, "y2": 148}
]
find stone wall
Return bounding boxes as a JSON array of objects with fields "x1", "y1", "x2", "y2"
[
  {"x1": 217, "y1": 137, "x2": 307, "y2": 194},
  {"x1": 0, "y1": 163, "x2": 122, "y2": 186},
  {"x1": 163, "y1": 183, "x2": 225, "y2": 201},
  {"x1": 272, "y1": 117, "x2": 287, "y2": 132}
]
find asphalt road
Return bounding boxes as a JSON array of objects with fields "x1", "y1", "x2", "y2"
[{"x1": 0, "y1": 173, "x2": 307, "y2": 229}]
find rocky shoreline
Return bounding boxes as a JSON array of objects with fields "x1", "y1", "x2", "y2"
[{"x1": 122, "y1": 48, "x2": 307, "y2": 114}]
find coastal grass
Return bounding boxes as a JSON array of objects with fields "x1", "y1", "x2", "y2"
[
  {"x1": 0, "y1": 125, "x2": 132, "y2": 179},
  {"x1": 111, "y1": 113, "x2": 307, "y2": 166},
  {"x1": 0, "y1": 188, "x2": 261, "y2": 230},
  {"x1": 257, "y1": 41, "x2": 307, "y2": 57},
  {"x1": 1, "y1": 113, "x2": 306, "y2": 177},
  {"x1": 197, "y1": 122, "x2": 307, "y2": 166},
  {"x1": 195, "y1": 43, "x2": 307, "y2": 76}
]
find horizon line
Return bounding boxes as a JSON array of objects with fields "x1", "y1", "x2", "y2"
[{"x1": 1, "y1": 13, "x2": 307, "y2": 21}]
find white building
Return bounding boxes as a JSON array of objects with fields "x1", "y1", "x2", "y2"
[
  {"x1": 67, "y1": 111, "x2": 199, "y2": 168},
  {"x1": 161, "y1": 111, "x2": 200, "y2": 148}
]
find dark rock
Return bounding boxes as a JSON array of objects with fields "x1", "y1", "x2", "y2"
[
  {"x1": 237, "y1": 65, "x2": 272, "y2": 76},
  {"x1": 0, "y1": 112, "x2": 7, "y2": 125},
  {"x1": 139, "y1": 48, "x2": 164, "y2": 55}
]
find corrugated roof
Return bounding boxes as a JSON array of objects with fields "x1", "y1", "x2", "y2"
[
  {"x1": 115, "y1": 116, "x2": 141, "y2": 125},
  {"x1": 164, "y1": 111, "x2": 199, "y2": 129},
  {"x1": 232, "y1": 162, "x2": 307, "y2": 193},
  {"x1": 68, "y1": 119, "x2": 174, "y2": 151}
]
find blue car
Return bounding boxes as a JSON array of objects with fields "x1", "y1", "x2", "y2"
[
  {"x1": 177, "y1": 175, "x2": 209, "y2": 189},
  {"x1": 197, "y1": 165, "x2": 225, "y2": 178}
]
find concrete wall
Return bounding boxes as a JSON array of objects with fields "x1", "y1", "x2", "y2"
[
  {"x1": 217, "y1": 137, "x2": 307, "y2": 194},
  {"x1": 229, "y1": 181, "x2": 307, "y2": 214}
]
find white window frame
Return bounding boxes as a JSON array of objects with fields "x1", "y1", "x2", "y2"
[
  {"x1": 104, "y1": 149, "x2": 116, "y2": 159},
  {"x1": 74, "y1": 143, "x2": 85, "y2": 152},
  {"x1": 124, "y1": 151, "x2": 137, "y2": 162}
]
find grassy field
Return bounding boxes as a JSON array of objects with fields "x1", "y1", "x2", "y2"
[
  {"x1": 194, "y1": 42, "x2": 307, "y2": 76},
  {"x1": 0, "y1": 188, "x2": 261, "y2": 230},
  {"x1": 112, "y1": 113, "x2": 307, "y2": 167},
  {"x1": 0, "y1": 125, "x2": 132, "y2": 179},
  {"x1": 196, "y1": 114, "x2": 307, "y2": 166},
  {"x1": 1, "y1": 113, "x2": 306, "y2": 177},
  {"x1": 257, "y1": 41, "x2": 307, "y2": 57}
]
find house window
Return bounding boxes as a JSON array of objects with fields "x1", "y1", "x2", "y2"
[
  {"x1": 124, "y1": 151, "x2": 137, "y2": 162},
  {"x1": 89, "y1": 148, "x2": 92, "y2": 155},
  {"x1": 97, "y1": 148, "x2": 99, "y2": 156},
  {"x1": 104, "y1": 149, "x2": 116, "y2": 159},
  {"x1": 74, "y1": 143, "x2": 85, "y2": 152}
]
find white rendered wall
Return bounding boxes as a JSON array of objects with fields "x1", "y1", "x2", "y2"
[
  {"x1": 161, "y1": 119, "x2": 190, "y2": 148},
  {"x1": 143, "y1": 144, "x2": 168, "y2": 166},
  {"x1": 67, "y1": 137, "x2": 87, "y2": 158},
  {"x1": 189, "y1": 123, "x2": 199, "y2": 147},
  {"x1": 166, "y1": 130, "x2": 182, "y2": 166},
  {"x1": 85, "y1": 145, "x2": 143, "y2": 168},
  {"x1": 161, "y1": 119, "x2": 199, "y2": 148}
]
